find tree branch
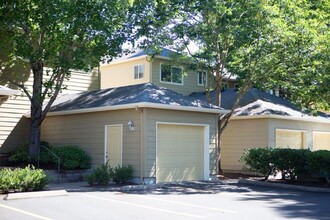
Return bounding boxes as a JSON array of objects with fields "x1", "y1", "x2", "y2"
[
  {"x1": 40, "y1": 70, "x2": 66, "y2": 123},
  {"x1": 10, "y1": 81, "x2": 32, "y2": 101}
]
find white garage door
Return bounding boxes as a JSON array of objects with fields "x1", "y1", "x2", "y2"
[
  {"x1": 157, "y1": 124, "x2": 206, "y2": 183},
  {"x1": 313, "y1": 131, "x2": 330, "y2": 151}
]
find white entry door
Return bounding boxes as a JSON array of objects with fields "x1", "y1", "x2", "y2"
[{"x1": 105, "y1": 125, "x2": 122, "y2": 167}]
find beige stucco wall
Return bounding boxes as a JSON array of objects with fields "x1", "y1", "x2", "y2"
[
  {"x1": 221, "y1": 118, "x2": 269, "y2": 173},
  {"x1": 0, "y1": 69, "x2": 99, "y2": 153},
  {"x1": 41, "y1": 109, "x2": 142, "y2": 176},
  {"x1": 144, "y1": 108, "x2": 218, "y2": 178},
  {"x1": 151, "y1": 59, "x2": 206, "y2": 95},
  {"x1": 100, "y1": 57, "x2": 151, "y2": 89}
]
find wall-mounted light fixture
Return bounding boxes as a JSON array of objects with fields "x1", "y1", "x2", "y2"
[{"x1": 127, "y1": 120, "x2": 135, "y2": 132}]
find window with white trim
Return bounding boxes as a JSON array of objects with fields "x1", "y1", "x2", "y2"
[
  {"x1": 313, "y1": 131, "x2": 330, "y2": 151},
  {"x1": 134, "y1": 64, "x2": 144, "y2": 79},
  {"x1": 275, "y1": 129, "x2": 307, "y2": 149},
  {"x1": 198, "y1": 71, "x2": 206, "y2": 86},
  {"x1": 160, "y1": 64, "x2": 183, "y2": 84}
]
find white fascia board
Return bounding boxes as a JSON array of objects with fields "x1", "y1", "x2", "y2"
[
  {"x1": 0, "y1": 87, "x2": 20, "y2": 96},
  {"x1": 230, "y1": 114, "x2": 330, "y2": 124},
  {"x1": 101, "y1": 56, "x2": 148, "y2": 67},
  {"x1": 25, "y1": 102, "x2": 229, "y2": 118}
]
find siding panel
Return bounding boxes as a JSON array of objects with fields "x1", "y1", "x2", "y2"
[
  {"x1": 221, "y1": 118, "x2": 269, "y2": 172},
  {"x1": 0, "y1": 69, "x2": 99, "y2": 153},
  {"x1": 41, "y1": 109, "x2": 142, "y2": 176}
]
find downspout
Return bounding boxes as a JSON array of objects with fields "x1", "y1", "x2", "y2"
[{"x1": 135, "y1": 106, "x2": 144, "y2": 184}]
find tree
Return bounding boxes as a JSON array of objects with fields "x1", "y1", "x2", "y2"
[
  {"x1": 0, "y1": 0, "x2": 133, "y2": 158},
  {"x1": 135, "y1": 0, "x2": 330, "y2": 173}
]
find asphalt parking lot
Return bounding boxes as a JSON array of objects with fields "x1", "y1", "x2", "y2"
[{"x1": 1, "y1": 180, "x2": 330, "y2": 220}]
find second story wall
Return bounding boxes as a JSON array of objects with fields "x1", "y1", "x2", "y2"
[
  {"x1": 151, "y1": 59, "x2": 206, "y2": 96},
  {"x1": 101, "y1": 57, "x2": 151, "y2": 89}
]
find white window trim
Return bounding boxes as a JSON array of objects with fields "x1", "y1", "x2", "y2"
[
  {"x1": 198, "y1": 71, "x2": 207, "y2": 86},
  {"x1": 134, "y1": 64, "x2": 144, "y2": 79},
  {"x1": 274, "y1": 128, "x2": 308, "y2": 149},
  {"x1": 160, "y1": 63, "x2": 183, "y2": 85}
]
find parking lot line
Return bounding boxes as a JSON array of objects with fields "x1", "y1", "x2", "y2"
[
  {"x1": 81, "y1": 193, "x2": 204, "y2": 218},
  {"x1": 0, "y1": 203, "x2": 51, "y2": 220},
  {"x1": 128, "y1": 194, "x2": 236, "y2": 214}
]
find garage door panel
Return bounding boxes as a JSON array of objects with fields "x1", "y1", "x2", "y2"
[
  {"x1": 313, "y1": 132, "x2": 330, "y2": 151},
  {"x1": 157, "y1": 124, "x2": 205, "y2": 183}
]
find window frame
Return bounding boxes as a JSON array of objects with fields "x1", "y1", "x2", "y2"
[
  {"x1": 160, "y1": 63, "x2": 183, "y2": 85},
  {"x1": 197, "y1": 71, "x2": 207, "y2": 86},
  {"x1": 134, "y1": 64, "x2": 144, "y2": 79},
  {"x1": 275, "y1": 128, "x2": 307, "y2": 149}
]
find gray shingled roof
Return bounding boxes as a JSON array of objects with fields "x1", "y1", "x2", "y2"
[
  {"x1": 50, "y1": 83, "x2": 226, "y2": 113},
  {"x1": 190, "y1": 88, "x2": 330, "y2": 119},
  {"x1": 113, "y1": 47, "x2": 177, "y2": 61},
  {"x1": 190, "y1": 88, "x2": 298, "y2": 110},
  {"x1": 233, "y1": 100, "x2": 330, "y2": 121}
]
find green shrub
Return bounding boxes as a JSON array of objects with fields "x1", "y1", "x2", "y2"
[
  {"x1": 0, "y1": 165, "x2": 48, "y2": 193},
  {"x1": 8, "y1": 143, "x2": 30, "y2": 164},
  {"x1": 86, "y1": 162, "x2": 113, "y2": 185},
  {"x1": 9, "y1": 143, "x2": 91, "y2": 170},
  {"x1": 8, "y1": 141, "x2": 52, "y2": 165},
  {"x1": 307, "y1": 150, "x2": 330, "y2": 176},
  {"x1": 113, "y1": 164, "x2": 133, "y2": 184},
  {"x1": 241, "y1": 148, "x2": 330, "y2": 181},
  {"x1": 272, "y1": 148, "x2": 310, "y2": 180},
  {"x1": 240, "y1": 148, "x2": 274, "y2": 177},
  {"x1": 50, "y1": 145, "x2": 91, "y2": 170}
]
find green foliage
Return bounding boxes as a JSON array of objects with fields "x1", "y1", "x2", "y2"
[
  {"x1": 271, "y1": 148, "x2": 310, "y2": 180},
  {"x1": 86, "y1": 163, "x2": 134, "y2": 185},
  {"x1": 241, "y1": 148, "x2": 330, "y2": 181},
  {"x1": 136, "y1": 0, "x2": 330, "y2": 111},
  {"x1": 8, "y1": 143, "x2": 30, "y2": 164},
  {"x1": 0, "y1": 0, "x2": 135, "y2": 157},
  {"x1": 8, "y1": 141, "x2": 52, "y2": 164},
  {"x1": 307, "y1": 150, "x2": 330, "y2": 175},
  {"x1": 113, "y1": 164, "x2": 134, "y2": 184},
  {"x1": 86, "y1": 162, "x2": 113, "y2": 185},
  {"x1": 0, "y1": 165, "x2": 48, "y2": 193},
  {"x1": 240, "y1": 148, "x2": 274, "y2": 176},
  {"x1": 9, "y1": 142, "x2": 91, "y2": 170},
  {"x1": 50, "y1": 145, "x2": 91, "y2": 170}
]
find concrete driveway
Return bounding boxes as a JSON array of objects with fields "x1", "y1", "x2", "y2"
[{"x1": 0, "y1": 180, "x2": 329, "y2": 220}]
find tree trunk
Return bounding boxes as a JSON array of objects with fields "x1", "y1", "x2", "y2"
[{"x1": 28, "y1": 60, "x2": 44, "y2": 159}]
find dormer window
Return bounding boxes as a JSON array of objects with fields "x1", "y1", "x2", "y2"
[
  {"x1": 134, "y1": 64, "x2": 144, "y2": 79},
  {"x1": 198, "y1": 71, "x2": 206, "y2": 86},
  {"x1": 160, "y1": 64, "x2": 183, "y2": 85}
]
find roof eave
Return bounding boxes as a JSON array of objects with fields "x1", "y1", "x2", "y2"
[
  {"x1": 0, "y1": 90, "x2": 21, "y2": 96},
  {"x1": 100, "y1": 55, "x2": 148, "y2": 67},
  {"x1": 24, "y1": 102, "x2": 229, "y2": 118},
  {"x1": 230, "y1": 114, "x2": 330, "y2": 124}
]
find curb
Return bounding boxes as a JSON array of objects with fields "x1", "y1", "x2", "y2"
[
  {"x1": 120, "y1": 184, "x2": 158, "y2": 192},
  {"x1": 238, "y1": 179, "x2": 330, "y2": 193},
  {"x1": 3, "y1": 190, "x2": 68, "y2": 200}
]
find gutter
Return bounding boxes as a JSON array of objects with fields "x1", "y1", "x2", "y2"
[
  {"x1": 230, "y1": 114, "x2": 330, "y2": 124},
  {"x1": 24, "y1": 102, "x2": 229, "y2": 118}
]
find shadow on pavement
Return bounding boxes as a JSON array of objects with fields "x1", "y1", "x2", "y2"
[
  {"x1": 123, "y1": 180, "x2": 251, "y2": 195},
  {"x1": 48, "y1": 180, "x2": 251, "y2": 195},
  {"x1": 237, "y1": 184, "x2": 330, "y2": 220}
]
